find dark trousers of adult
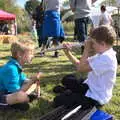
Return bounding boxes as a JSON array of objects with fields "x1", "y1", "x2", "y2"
[
  {"x1": 54, "y1": 74, "x2": 100, "y2": 109},
  {"x1": 75, "y1": 17, "x2": 89, "y2": 42},
  {"x1": 36, "y1": 25, "x2": 43, "y2": 47}
]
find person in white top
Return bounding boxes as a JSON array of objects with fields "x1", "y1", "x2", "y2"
[
  {"x1": 53, "y1": 25, "x2": 117, "y2": 109},
  {"x1": 99, "y1": 5, "x2": 113, "y2": 26}
]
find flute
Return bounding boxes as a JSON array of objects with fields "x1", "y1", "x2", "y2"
[{"x1": 42, "y1": 42, "x2": 84, "y2": 53}]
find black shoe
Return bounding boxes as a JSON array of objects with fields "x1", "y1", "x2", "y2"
[
  {"x1": 28, "y1": 93, "x2": 38, "y2": 102},
  {"x1": 53, "y1": 85, "x2": 66, "y2": 93},
  {"x1": 52, "y1": 51, "x2": 59, "y2": 58},
  {"x1": 9, "y1": 102, "x2": 30, "y2": 111}
]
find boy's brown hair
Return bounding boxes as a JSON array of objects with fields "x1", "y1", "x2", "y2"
[
  {"x1": 11, "y1": 40, "x2": 35, "y2": 57},
  {"x1": 90, "y1": 25, "x2": 116, "y2": 45},
  {"x1": 101, "y1": 5, "x2": 106, "y2": 12}
]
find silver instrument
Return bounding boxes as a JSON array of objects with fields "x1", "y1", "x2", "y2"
[{"x1": 42, "y1": 42, "x2": 84, "y2": 52}]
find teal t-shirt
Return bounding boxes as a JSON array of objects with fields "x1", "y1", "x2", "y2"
[{"x1": 0, "y1": 58, "x2": 27, "y2": 93}]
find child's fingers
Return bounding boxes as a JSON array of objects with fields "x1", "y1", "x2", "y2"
[
  {"x1": 37, "y1": 72, "x2": 44, "y2": 79},
  {"x1": 63, "y1": 43, "x2": 73, "y2": 50}
]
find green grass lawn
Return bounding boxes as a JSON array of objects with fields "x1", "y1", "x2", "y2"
[{"x1": 0, "y1": 42, "x2": 120, "y2": 120}]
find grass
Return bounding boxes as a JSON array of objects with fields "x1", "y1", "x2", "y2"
[{"x1": 0, "y1": 39, "x2": 120, "y2": 120}]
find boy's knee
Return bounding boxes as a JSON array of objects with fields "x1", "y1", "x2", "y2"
[{"x1": 16, "y1": 91, "x2": 29, "y2": 103}]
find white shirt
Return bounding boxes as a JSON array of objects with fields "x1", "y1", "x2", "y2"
[
  {"x1": 44, "y1": 0, "x2": 62, "y2": 12},
  {"x1": 99, "y1": 11, "x2": 112, "y2": 25},
  {"x1": 84, "y1": 48, "x2": 117, "y2": 105}
]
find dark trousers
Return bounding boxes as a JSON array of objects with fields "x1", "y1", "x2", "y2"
[
  {"x1": 36, "y1": 25, "x2": 43, "y2": 47},
  {"x1": 75, "y1": 17, "x2": 90, "y2": 42},
  {"x1": 54, "y1": 74, "x2": 100, "y2": 109}
]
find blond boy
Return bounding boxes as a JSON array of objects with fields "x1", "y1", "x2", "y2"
[{"x1": 0, "y1": 40, "x2": 43, "y2": 111}]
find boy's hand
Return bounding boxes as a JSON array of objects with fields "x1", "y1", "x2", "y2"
[
  {"x1": 31, "y1": 72, "x2": 44, "y2": 83},
  {"x1": 84, "y1": 39, "x2": 95, "y2": 56},
  {"x1": 63, "y1": 43, "x2": 73, "y2": 53},
  {"x1": 84, "y1": 39, "x2": 93, "y2": 51},
  {"x1": 36, "y1": 72, "x2": 44, "y2": 80}
]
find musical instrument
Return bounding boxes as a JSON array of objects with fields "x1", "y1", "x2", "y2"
[{"x1": 41, "y1": 42, "x2": 84, "y2": 53}]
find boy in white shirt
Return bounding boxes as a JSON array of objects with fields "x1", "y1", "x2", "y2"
[
  {"x1": 99, "y1": 5, "x2": 113, "y2": 26},
  {"x1": 53, "y1": 25, "x2": 117, "y2": 109}
]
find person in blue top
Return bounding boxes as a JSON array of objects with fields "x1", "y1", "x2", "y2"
[
  {"x1": 40, "y1": 0, "x2": 65, "y2": 57},
  {"x1": 0, "y1": 40, "x2": 43, "y2": 111}
]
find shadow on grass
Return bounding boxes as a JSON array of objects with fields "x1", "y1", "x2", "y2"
[
  {"x1": 0, "y1": 56, "x2": 11, "y2": 60},
  {"x1": 0, "y1": 97, "x2": 53, "y2": 120},
  {"x1": 0, "y1": 49, "x2": 10, "y2": 52},
  {"x1": 117, "y1": 73, "x2": 120, "y2": 77}
]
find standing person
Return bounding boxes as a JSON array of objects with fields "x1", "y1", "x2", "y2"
[
  {"x1": 53, "y1": 25, "x2": 117, "y2": 109},
  {"x1": 2, "y1": 23, "x2": 9, "y2": 35},
  {"x1": 41, "y1": 0, "x2": 65, "y2": 57},
  {"x1": 69, "y1": 0, "x2": 97, "y2": 43},
  {"x1": 0, "y1": 40, "x2": 43, "y2": 111},
  {"x1": 99, "y1": 5, "x2": 113, "y2": 26},
  {"x1": 33, "y1": 1, "x2": 44, "y2": 48}
]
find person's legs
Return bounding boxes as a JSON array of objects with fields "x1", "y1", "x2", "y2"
[
  {"x1": 54, "y1": 92, "x2": 97, "y2": 109},
  {"x1": 0, "y1": 92, "x2": 8, "y2": 107},
  {"x1": 39, "y1": 37, "x2": 48, "y2": 56},
  {"x1": 74, "y1": 21, "x2": 77, "y2": 41},
  {"x1": 52, "y1": 37, "x2": 60, "y2": 57},
  {"x1": 0, "y1": 91, "x2": 30, "y2": 111},
  {"x1": 36, "y1": 27, "x2": 43, "y2": 48},
  {"x1": 6, "y1": 91, "x2": 29, "y2": 105},
  {"x1": 59, "y1": 23, "x2": 65, "y2": 43},
  {"x1": 75, "y1": 18, "x2": 87, "y2": 43}
]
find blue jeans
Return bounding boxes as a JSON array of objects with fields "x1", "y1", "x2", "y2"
[{"x1": 75, "y1": 17, "x2": 90, "y2": 42}]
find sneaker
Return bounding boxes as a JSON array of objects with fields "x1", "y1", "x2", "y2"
[
  {"x1": 52, "y1": 51, "x2": 59, "y2": 58},
  {"x1": 53, "y1": 85, "x2": 66, "y2": 93}
]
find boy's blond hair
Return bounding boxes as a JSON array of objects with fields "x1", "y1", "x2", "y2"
[
  {"x1": 11, "y1": 40, "x2": 35, "y2": 57},
  {"x1": 90, "y1": 25, "x2": 116, "y2": 45}
]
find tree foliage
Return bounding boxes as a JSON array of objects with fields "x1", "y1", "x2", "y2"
[
  {"x1": 0, "y1": 0, "x2": 32, "y2": 33},
  {"x1": 25, "y1": 0, "x2": 40, "y2": 17},
  {"x1": 0, "y1": 0, "x2": 17, "y2": 13}
]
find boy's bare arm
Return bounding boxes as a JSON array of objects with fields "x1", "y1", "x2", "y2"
[
  {"x1": 63, "y1": 40, "x2": 94, "y2": 73},
  {"x1": 20, "y1": 72, "x2": 43, "y2": 92},
  {"x1": 76, "y1": 40, "x2": 94, "y2": 72},
  {"x1": 20, "y1": 79, "x2": 35, "y2": 92}
]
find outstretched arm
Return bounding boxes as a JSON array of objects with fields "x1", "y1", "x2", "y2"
[{"x1": 63, "y1": 39, "x2": 95, "y2": 73}]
